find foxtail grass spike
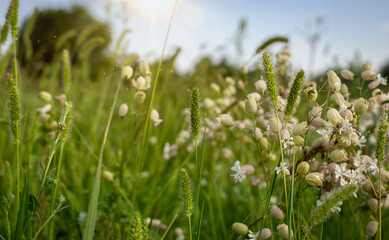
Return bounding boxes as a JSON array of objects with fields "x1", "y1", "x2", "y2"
[
  {"x1": 285, "y1": 69, "x2": 305, "y2": 121},
  {"x1": 376, "y1": 109, "x2": 388, "y2": 166},
  {"x1": 63, "y1": 49, "x2": 72, "y2": 94},
  {"x1": 10, "y1": 0, "x2": 18, "y2": 40},
  {"x1": 179, "y1": 168, "x2": 193, "y2": 217},
  {"x1": 129, "y1": 212, "x2": 151, "y2": 240},
  {"x1": 311, "y1": 185, "x2": 358, "y2": 227},
  {"x1": 0, "y1": 0, "x2": 13, "y2": 44},
  {"x1": 262, "y1": 51, "x2": 278, "y2": 107},
  {"x1": 7, "y1": 73, "x2": 21, "y2": 141},
  {"x1": 191, "y1": 88, "x2": 200, "y2": 140}
]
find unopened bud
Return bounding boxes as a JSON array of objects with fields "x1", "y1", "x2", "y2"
[
  {"x1": 121, "y1": 66, "x2": 133, "y2": 79},
  {"x1": 293, "y1": 122, "x2": 308, "y2": 136},
  {"x1": 270, "y1": 205, "x2": 284, "y2": 221},
  {"x1": 329, "y1": 149, "x2": 347, "y2": 163},
  {"x1": 327, "y1": 70, "x2": 341, "y2": 92},
  {"x1": 354, "y1": 98, "x2": 369, "y2": 115},
  {"x1": 277, "y1": 224, "x2": 293, "y2": 239},
  {"x1": 305, "y1": 172, "x2": 323, "y2": 187},
  {"x1": 366, "y1": 220, "x2": 379, "y2": 237},
  {"x1": 231, "y1": 222, "x2": 248, "y2": 236},
  {"x1": 134, "y1": 91, "x2": 146, "y2": 104},
  {"x1": 255, "y1": 80, "x2": 267, "y2": 94},
  {"x1": 257, "y1": 228, "x2": 272, "y2": 239},
  {"x1": 340, "y1": 70, "x2": 354, "y2": 80},
  {"x1": 118, "y1": 103, "x2": 129, "y2": 117},
  {"x1": 245, "y1": 95, "x2": 257, "y2": 114},
  {"x1": 217, "y1": 114, "x2": 235, "y2": 127},
  {"x1": 38, "y1": 91, "x2": 52, "y2": 102},
  {"x1": 362, "y1": 71, "x2": 377, "y2": 81},
  {"x1": 242, "y1": 164, "x2": 255, "y2": 176},
  {"x1": 327, "y1": 108, "x2": 343, "y2": 126},
  {"x1": 296, "y1": 161, "x2": 310, "y2": 176},
  {"x1": 102, "y1": 170, "x2": 114, "y2": 182},
  {"x1": 294, "y1": 135, "x2": 304, "y2": 147}
]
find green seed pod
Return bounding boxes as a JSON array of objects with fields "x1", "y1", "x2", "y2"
[
  {"x1": 329, "y1": 149, "x2": 348, "y2": 163},
  {"x1": 361, "y1": 64, "x2": 372, "y2": 72},
  {"x1": 121, "y1": 66, "x2": 133, "y2": 80},
  {"x1": 293, "y1": 122, "x2": 308, "y2": 136},
  {"x1": 245, "y1": 95, "x2": 257, "y2": 114},
  {"x1": 367, "y1": 198, "x2": 378, "y2": 212},
  {"x1": 294, "y1": 135, "x2": 304, "y2": 147},
  {"x1": 296, "y1": 161, "x2": 310, "y2": 176},
  {"x1": 270, "y1": 205, "x2": 284, "y2": 221},
  {"x1": 327, "y1": 108, "x2": 343, "y2": 126},
  {"x1": 134, "y1": 91, "x2": 146, "y2": 104},
  {"x1": 327, "y1": 70, "x2": 341, "y2": 92},
  {"x1": 102, "y1": 170, "x2": 114, "y2": 182},
  {"x1": 354, "y1": 98, "x2": 369, "y2": 115},
  {"x1": 277, "y1": 223, "x2": 293, "y2": 239},
  {"x1": 362, "y1": 71, "x2": 377, "y2": 81},
  {"x1": 38, "y1": 91, "x2": 52, "y2": 102},
  {"x1": 303, "y1": 87, "x2": 318, "y2": 101},
  {"x1": 231, "y1": 222, "x2": 248, "y2": 236},
  {"x1": 258, "y1": 137, "x2": 269, "y2": 150},
  {"x1": 258, "y1": 228, "x2": 272, "y2": 239},
  {"x1": 340, "y1": 70, "x2": 354, "y2": 80},
  {"x1": 366, "y1": 220, "x2": 379, "y2": 237},
  {"x1": 305, "y1": 172, "x2": 323, "y2": 187}
]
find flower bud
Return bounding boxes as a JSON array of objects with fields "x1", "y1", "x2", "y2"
[
  {"x1": 327, "y1": 70, "x2": 341, "y2": 92},
  {"x1": 139, "y1": 61, "x2": 150, "y2": 76},
  {"x1": 258, "y1": 137, "x2": 269, "y2": 150},
  {"x1": 354, "y1": 98, "x2": 369, "y2": 115},
  {"x1": 366, "y1": 220, "x2": 379, "y2": 237},
  {"x1": 305, "y1": 172, "x2": 323, "y2": 187},
  {"x1": 248, "y1": 92, "x2": 261, "y2": 102},
  {"x1": 380, "y1": 168, "x2": 389, "y2": 183},
  {"x1": 331, "y1": 93, "x2": 346, "y2": 106},
  {"x1": 368, "y1": 80, "x2": 380, "y2": 89},
  {"x1": 303, "y1": 87, "x2": 318, "y2": 101},
  {"x1": 242, "y1": 164, "x2": 255, "y2": 176},
  {"x1": 296, "y1": 161, "x2": 310, "y2": 176},
  {"x1": 217, "y1": 114, "x2": 235, "y2": 127},
  {"x1": 38, "y1": 91, "x2": 52, "y2": 102},
  {"x1": 327, "y1": 108, "x2": 343, "y2": 126},
  {"x1": 150, "y1": 109, "x2": 163, "y2": 126},
  {"x1": 231, "y1": 222, "x2": 248, "y2": 235},
  {"x1": 134, "y1": 91, "x2": 146, "y2": 104},
  {"x1": 340, "y1": 70, "x2": 354, "y2": 80},
  {"x1": 210, "y1": 83, "x2": 220, "y2": 93},
  {"x1": 361, "y1": 63, "x2": 372, "y2": 72},
  {"x1": 362, "y1": 182, "x2": 373, "y2": 194},
  {"x1": 277, "y1": 224, "x2": 293, "y2": 239},
  {"x1": 269, "y1": 117, "x2": 281, "y2": 133},
  {"x1": 245, "y1": 95, "x2": 257, "y2": 114},
  {"x1": 102, "y1": 170, "x2": 114, "y2": 182},
  {"x1": 310, "y1": 117, "x2": 326, "y2": 128},
  {"x1": 257, "y1": 228, "x2": 272, "y2": 239},
  {"x1": 341, "y1": 84, "x2": 349, "y2": 96},
  {"x1": 329, "y1": 149, "x2": 347, "y2": 163},
  {"x1": 118, "y1": 103, "x2": 129, "y2": 117},
  {"x1": 133, "y1": 76, "x2": 147, "y2": 90},
  {"x1": 121, "y1": 66, "x2": 133, "y2": 79},
  {"x1": 303, "y1": 81, "x2": 317, "y2": 89},
  {"x1": 255, "y1": 79, "x2": 267, "y2": 93},
  {"x1": 237, "y1": 80, "x2": 245, "y2": 90},
  {"x1": 362, "y1": 71, "x2": 377, "y2": 81},
  {"x1": 367, "y1": 198, "x2": 378, "y2": 212},
  {"x1": 241, "y1": 65, "x2": 248, "y2": 74},
  {"x1": 293, "y1": 122, "x2": 308, "y2": 136},
  {"x1": 294, "y1": 135, "x2": 304, "y2": 147},
  {"x1": 270, "y1": 205, "x2": 284, "y2": 221}
]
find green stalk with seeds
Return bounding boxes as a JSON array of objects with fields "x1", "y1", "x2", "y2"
[
  {"x1": 284, "y1": 70, "x2": 305, "y2": 122},
  {"x1": 179, "y1": 168, "x2": 193, "y2": 240}
]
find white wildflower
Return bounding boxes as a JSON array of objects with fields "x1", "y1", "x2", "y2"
[{"x1": 231, "y1": 160, "x2": 246, "y2": 183}]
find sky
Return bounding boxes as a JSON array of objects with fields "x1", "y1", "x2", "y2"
[{"x1": 1, "y1": 0, "x2": 389, "y2": 77}]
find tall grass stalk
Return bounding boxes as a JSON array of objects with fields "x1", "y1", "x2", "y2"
[
  {"x1": 83, "y1": 76, "x2": 123, "y2": 240},
  {"x1": 133, "y1": 0, "x2": 179, "y2": 206},
  {"x1": 288, "y1": 147, "x2": 296, "y2": 240}
]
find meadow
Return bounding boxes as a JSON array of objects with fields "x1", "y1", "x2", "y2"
[{"x1": 0, "y1": 0, "x2": 389, "y2": 239}]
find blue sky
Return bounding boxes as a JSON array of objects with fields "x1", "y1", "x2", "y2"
[{"x1": 1, "y1": 0, "x2": 389, "y2": 76}]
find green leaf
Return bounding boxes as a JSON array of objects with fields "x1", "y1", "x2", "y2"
[{"x1": 27, "y1": 193, "x2": 40, "y2": 212}]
